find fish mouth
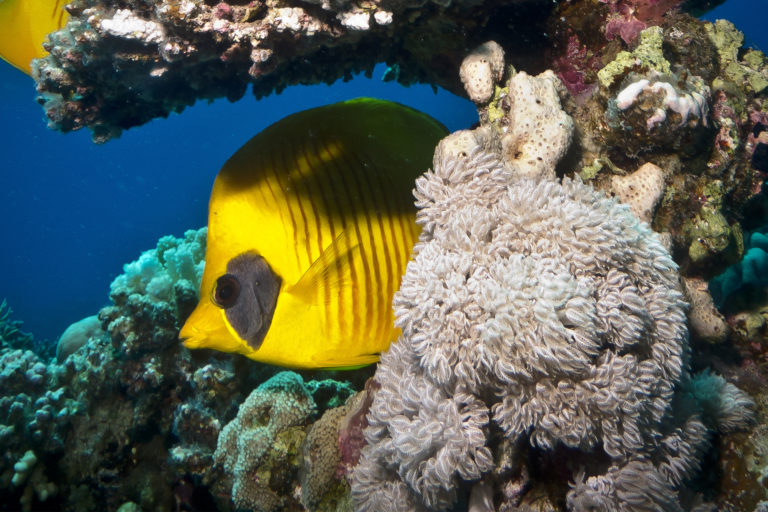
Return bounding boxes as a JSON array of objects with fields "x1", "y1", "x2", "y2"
[
  {"x1": 180, "y1": 336, "x2": 202, "y2": 349},
  {"x1": 179, "y1": 324, "x2": 204, "y2": 348}
]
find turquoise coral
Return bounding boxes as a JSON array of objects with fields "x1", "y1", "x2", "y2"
[{"x1": 214, "y1": 371, "x2": 316, "y2": 511}]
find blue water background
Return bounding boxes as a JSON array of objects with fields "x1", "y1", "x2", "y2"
[{"x1": 0, "y1": 0, "x2": 764, "y2": 344}]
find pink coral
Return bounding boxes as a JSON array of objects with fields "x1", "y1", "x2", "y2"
[
  {"x1": 337, "y1": 380, "x2": 378, "y2": 478},
  {"x1": 213, "y1": 2, "x2": 233, "y2": 20},
  {"x1": 605, "y1": 14, "x2": 646, "y2": 44},
  {"x1": 553, "y1": 34, "x2": 600, "y2": 100},
  {"x1": 600, "y1": 0, "x2": 683, "y2": 44}
]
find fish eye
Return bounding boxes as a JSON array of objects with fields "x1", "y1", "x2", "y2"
[{"x1": 213, "y1": 274, "x2": 241, "y2": 308}]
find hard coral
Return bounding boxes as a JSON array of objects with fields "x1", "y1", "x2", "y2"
[
  {"x1": 0, "y1": 228, "x2": 278, "y2": 511},
  {"x1": 214, "y1": 371, "x2": 316, "y2": 511},
  {"x1": 32, "y1": 0, "x2": 556, "y2": 141}
]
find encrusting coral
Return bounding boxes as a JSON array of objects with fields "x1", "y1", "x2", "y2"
[
  {"x1": 32, "y1": 0, "x2": 557, "y2": 142},
  {"x1": 351, "y1": 45, "x2": 755, "y2": 512},
  {"x1": 213, "y1": 371, "x2": 359, "y2": 511},
  {"x1": 215, "y1": 371, "x2": 317, "y2": 511}
]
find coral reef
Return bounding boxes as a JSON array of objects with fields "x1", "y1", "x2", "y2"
[
  {"x1": 300, "y1": 387, "x2": 371, "y2": 511},
  {"x1": 213, "y1": 371, "x2": 361, "y2": 511},
  {"x1": 55, "y1": 315, "x2": 103, "y2": 362},
  {"x1": 7, "y1": 0, "x2": 768, "y2": 509},
  {"x1": 33, "y1": 0, "x2": 557, "y2": 142},
  {"x1": 601, "y1": 0, "x2": 685, "y2": 44},
  {"x1": 546, "y1": 7, "x2": 768, "y2": 284},
  {"x1": 460, "y1": 41, "x2": 505, "y2": 105},
  {"x1": 214, "y1": 371, "x2": 316, "y2": 511},
  {"x1": 0, "y1": 300, "x2": 53, "y2": 360},
  {"x1": 609, "y1": 162, "x2": 666, "y2": 224},
  {"x1": 539, "y1": 7, "x2": 768, "y2": 375},
  {"x1": 683, "y1": 276, "x2": 729, "y2": 344},
  {"x1": 0, "y1": 232, "x2": 233, "y2": 509},
  {"x1": 351, "y1": 48, "x2": 755, "y2": 511},
  {"x1": 0, "y1": 227, "x2": 369, "y2": 511},
  {"x1": 710, "y1": 227, "x2": 768, "y2": 312},
  {"x1": 0, "y1": 348, "x2": 70, "y2": 511}
]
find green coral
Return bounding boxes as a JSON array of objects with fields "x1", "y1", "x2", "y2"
[
  {"x1": 578, "y1": 157, "x2": 625, "y2": 181},
  {"x1": 742, "y1": 50, "x2": 768, "y2": 93},
  {"x1": 486, "y1": 84, "x2": 510, "y2": 123},
  {"x1": 706, "y1": 19, "x2": 768, "y2": 94},
  {"x1": 687, "y1": 210, "x2": 733, "y2": 263},
  {"x1": 705, "y1": 19, "x2": 742, "y2": 64},
  {"x1": 305, "y1": 379, "x2": 356, "y2": 411},
  {"x1": 684, "y1": 181, "x2": 743, "y2": 266},
  {"x1": 597, "y1": 26, "x2": 671, "y2": 88}
]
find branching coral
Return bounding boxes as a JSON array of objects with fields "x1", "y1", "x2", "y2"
[
  {"x1": 0, "y1": 301, "x2": 52, "y2": 360},
  {"x1": 105, "y1": 227, "x2": 206, "y2": 356}
]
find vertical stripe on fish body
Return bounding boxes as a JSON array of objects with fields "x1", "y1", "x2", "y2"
[{"x1": 181, "y1": 98, "x2": 448, "y2": 368}]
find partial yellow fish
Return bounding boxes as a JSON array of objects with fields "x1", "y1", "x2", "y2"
[
  {"x1": 0, "y1": 0, "x2": 68, "y2": 74},
  {"x1": 180, "y1": 98, "x2": 447, "y2": 369}
]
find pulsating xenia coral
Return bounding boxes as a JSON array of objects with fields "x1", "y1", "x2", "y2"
[{"x1": 351, "y1": 122, "x2": 753, "y2": 510}]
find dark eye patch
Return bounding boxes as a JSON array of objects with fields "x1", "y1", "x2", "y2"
[{"x1": 221, "y1": 253, "x2": 282, "y2": 350}]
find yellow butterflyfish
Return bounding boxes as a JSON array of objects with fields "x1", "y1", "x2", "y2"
[
  {"x1": 180, "y1": 98, "x2": 448, "y2": 369},
  {"x1": 0, "y1": 0, "x2": 68, "y2": 74}
]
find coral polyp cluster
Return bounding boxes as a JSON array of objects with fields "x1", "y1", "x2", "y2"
[{"x1": 351, "y1": 53, "x2": 755, "y2": 511}]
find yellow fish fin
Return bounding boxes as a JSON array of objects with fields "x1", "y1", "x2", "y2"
[
  {"x1": 287, "y1": 229, "x2": 361, "y2": 304},
  {"x1": 319, "y1": 352, "x2": 381, "y2": 370},
  {"x1": 0, "y1": 0, "x2": 68, "y2": 74}
]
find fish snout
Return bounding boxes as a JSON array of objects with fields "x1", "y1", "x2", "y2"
[{"x1": 179, "y1": 322, "x2": 204, "y2": 349}]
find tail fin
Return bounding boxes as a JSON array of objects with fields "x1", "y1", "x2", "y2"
[{"x1": 0, "y1": 0, "x2": 68, "y2": 74}]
